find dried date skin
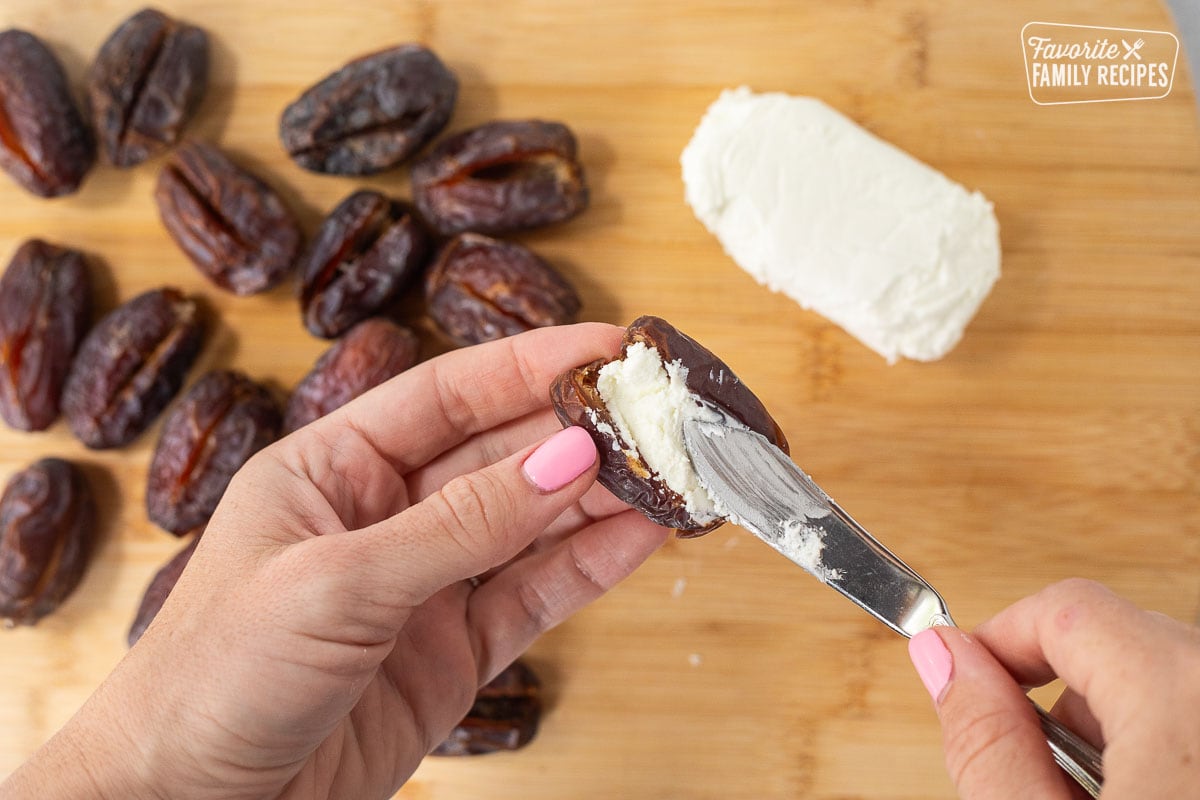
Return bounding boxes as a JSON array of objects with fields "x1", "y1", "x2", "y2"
[
  {"x1": 156, "y1": 140, "x2": 303, "y2": 295},
  {"x1": 284, "y1": 318, "x2": 418, "y2": 433},
  {"x1": 0, "y1": 241, "x2": 91, "y2": 431},
  {"x1": 432, "y1": 659, "x2": 541, "y2": 756},
  {"x1": 127, "y1": 534, "x2": 197, "y2": 646},
  {"x1": 411, "y1": 120, "x2": 588, "y2": 236},
  {"x1": 0, "y1": 30, "x2": 95, "y2": 197},
  {"x1": 280, "y1": 44, "x2": 457, "y2": 175},
  {"x1": 88, "y1": 8, "x2": 209, "y2": 167},
  {"x1": 299, "y1": 190, "x2": 430, "y2": 338},
  {"x1": 62, "y1": 288, "x2": 204, "y2": 449},
  {"x1": 0, "y1": 458, "x2": 96, "y2": 626},
  {"x1": 147, "y1": 370, "x2": 281, "y2": 535},
  {"x1": 426, "y1": 233, "x2": 581, "y2": 346},
  {"x1": 551, "y1": 316, "x2": 788, "y2": 535}
]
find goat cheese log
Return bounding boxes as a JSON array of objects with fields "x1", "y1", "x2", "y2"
[{"x1": 681, "y1": 87, "x2": 1001, "y2": 363}]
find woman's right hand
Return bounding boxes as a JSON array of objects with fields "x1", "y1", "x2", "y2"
[{"x1": 907, "y1": 578, "x2": 1200, "y2": 799}]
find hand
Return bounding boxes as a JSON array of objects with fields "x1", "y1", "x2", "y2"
[
  {"x1": 907, "y1": 578, "x2": 1200, "y2": 799},
  {"x1": 2, "y1": 322, "x2": 670, "y2": 800}
]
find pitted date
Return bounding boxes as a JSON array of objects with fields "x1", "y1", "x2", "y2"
[
  {"x1": 426, "y1": 233, "x2": 580, "y2": 346},
  {"x1": 88, "y1": 8, "x2": 209, "y2": 167},
  {"x1": 0, "y1": 458, "x2": 96, "y2": 626},
  {"x1": 127, "y1": 534, "x2": 197, "y2": 646},
  {"x1": 285, "y1": 318, "x2": 418, "y2": 433},
  {"x1": 156, "y1": 141, "x2": 303, "y2": 295},
  {"x1": 280, "y1": 44, "x2": 457, "y2": 175},
  {"x1": 147, "y1": 370, "x2": 281, "y2": 535},
  {"x1": 551, "y1": 316, "x2": 788, "y2": 535},
  {"x1": 411, "y1": 120, "x2": 588, "y2": 235},
  {"x1": 62, "y1": 288, "x2": 204, "y2": 449},
  {"x1": 0, "y1": 30, "x2": 95, "y2": 197},
  {"x1": 0, "y1": 240, "x2": 91, "y2": 431},
  {"x1": 432, "y1": 659, "x2": 541, "y2": 756},
  {"x1": 300, "y1": 190, "x2": 429, "y2": 338}
]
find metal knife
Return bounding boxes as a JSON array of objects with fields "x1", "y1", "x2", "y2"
[{"x1": 681, "y1": 417, "x2": 1104, "y2": 796}]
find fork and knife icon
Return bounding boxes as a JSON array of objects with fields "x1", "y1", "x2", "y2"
[{"x1": 1122, "y1": 37, "x2": 1146, "y2": 60}]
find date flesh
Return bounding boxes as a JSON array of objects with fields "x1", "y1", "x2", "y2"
[
  {"x1": 127, "y1": 534, "x2": 197, "y2": 646},
  {"x1": 0, "y1": 458, "x2": 96, "y2": 626},
  {"x1": 88, "y1": 8, "x2": 209, "y2": 167},
  {"x1": 551, "y1": 316, "x2": 788, "y2": 535},
  {"x1": 147, "y1": 370, "x2": 281, "y2": 535},
  {"x1": 299, "y1": 190, "x2": 429, "y2": 339},
  {"x1": 0, "y1": 30, "x2": 95, "y2": 197},
  {"x1": 285, "y1": 318, "x2": 419, "y2": 433},
  {"x1": 280, "y1": 44, "x2": 457, "y2": 175},
  {"x1": 62, "y1": 288, "x2": 204, "y2": 449},
  {"x1": 156, "y1": 140, "x2": 303, "y2": 295},
  {"x1": 432, "y1": 659, "x2": 541, "y2": 756},
  {"x1": 411, "y1": 120, "x2": 588, "y2": 236},
  {"x1": 426, "y1": 233, "x2": 580, "y2": 346},
  {"x1": 0, "y1": 240, "x2": 91, "y2": 431}
]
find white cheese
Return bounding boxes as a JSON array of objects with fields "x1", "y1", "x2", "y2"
[
  {"x1": 680, "y1": 87, "x2": 1001, "y2": 363},
  {"x1": 595, "y1": 342, "x2": 722, "y2": 524}
]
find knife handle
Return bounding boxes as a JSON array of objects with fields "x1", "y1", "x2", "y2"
[{"x1": 1033, "y1": 701, "x2": 1103, "y2": 797}]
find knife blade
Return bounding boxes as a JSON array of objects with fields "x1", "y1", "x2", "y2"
[{"x1": 681, "y1": 417, "x2": 953, "y2": 638}]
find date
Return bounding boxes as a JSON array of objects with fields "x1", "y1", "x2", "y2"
[
  {"x1": 432, "y1": 659, "x2": 541, "y2": 756},
  {"x1": 0, "y1": 240, "x2": 91, "y2": 431},
  {"x1": 426, "y1": 233, "x2": 580, "y2": 346},
  {"x1": 411, "y1": 119, "x2": 588, "y2": 235},
  {"x1": 280, "y1": 44, "x2": 457, "y2": 175},
  {"x1": 156, "y1": 140, "x2": 303, "y2": 295},
  {"x1": 551, "y1": 316, "x2": 787, "y2": 535},
  {"x1": 88, "y1": 8, "x2": 209, "y2": 167},
  {"x1": 0, "y1": 458, "x2": 96, "y2": 626},
  {"x1": 62, "y1": 287, "x2": 204, "y2": 449},
  {"x1": 300, "y1": 190, "x2": 429, "y2": 338},
  {"x1": 127, "y1": 534, "x2": 198, "y2": 646},
  {"x1": 0, "y1": 30, "x2": 95, "y2": 197},
  {"x1": 147, "y1": 370, "x2": 281, "y2": 535},
  {"x1": 285, "y1": 318, "x2": 418, "y2": 433}
]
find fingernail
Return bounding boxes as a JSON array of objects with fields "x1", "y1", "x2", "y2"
[
  {"x1": 522, "y1": 426, "x2": 597, "y2": 492},
  {"x1": 908, "y1": 628, "x2": 953, "y2": 704}
]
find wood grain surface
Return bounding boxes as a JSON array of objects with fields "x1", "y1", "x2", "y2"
[{"x1": 2, "y1": 1, "x2": 1199, "y2": 797}]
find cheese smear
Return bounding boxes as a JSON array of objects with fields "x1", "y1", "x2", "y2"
[{"x1": 680, "y1": 87, "x2": 1001, "y2": 363}]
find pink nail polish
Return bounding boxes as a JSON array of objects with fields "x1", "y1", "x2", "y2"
[
  {"x1": 522, "y1": 426, "x2": 597, "y2": 492},
  {"x1": 908, "y1": 628, "x2": 953, "y2": 704}
]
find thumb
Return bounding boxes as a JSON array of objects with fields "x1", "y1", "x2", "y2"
[
  {"x1": 908, "y1": 626, "x2": 1076, "y2": 800},
  {"x1": 348, "y1": 425, "x2": 599, "y2": 609}
]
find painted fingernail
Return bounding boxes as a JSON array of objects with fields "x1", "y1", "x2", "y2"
[
  {"x1": 908, "y1": 628, "x2": 953, "y2": 704},
  {"x1": 522, "y1": 426, "x2": 597, "y2": 492}
]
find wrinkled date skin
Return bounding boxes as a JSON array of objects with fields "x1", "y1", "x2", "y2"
[
  {"x1": 551, "y1": 316, "x2": 788, "y2": 535},
  {"x1": 280, "y1": 44, "x2": 457, "y2": 176},
  {"x1": 411, "y1": 120, "x2": 588, "y2": 236},
  {"x1": 88, "y1": 8, "x2": 209, "y2": 167},
  {"x1": 0, "y1": 30, "x2": 95, "y2": 197},
  {"x1": 426, "y1": 233, "x2": 581, "y2": 346},
  {"x1": 147, "y1": 370, "x2": 281, "y2": 535},
  {"x1": 0, "y1": 240, "x2": 91, "y2": 431},
  {"x1": 62, "y1": 288, "x2": 204, "y2": 449},
  {"x1": 127, "y1": 534, "x2": 197, "y2": 646},
  {"x1": 156, "y1": 140, "x2": 303, "y2": 295},
  {"x1": 299, "y1": 190, "x2": 430, "y2": 338},
  {"x1": 285, "y1": 318, "x2": 419, "y2": 433},
  {"x1": 432, "y1": 659, "x2": 541, "y2": 756},
  {"x1": 0, "y1": 458, "x2": 96, "y2": 626}
]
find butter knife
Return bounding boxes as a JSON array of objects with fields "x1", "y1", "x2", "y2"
[{"x1": 681, "y1": 417, "x2": 1104, "y2": 797}]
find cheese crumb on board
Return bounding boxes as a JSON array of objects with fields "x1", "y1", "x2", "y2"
[{"x1": 680, "y1": 87, "x2": 1001, "y2": 363}]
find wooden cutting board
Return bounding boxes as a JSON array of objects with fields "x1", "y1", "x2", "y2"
[{"x1": 2, "y1": 1, "x2": 1198, "y2": 797}]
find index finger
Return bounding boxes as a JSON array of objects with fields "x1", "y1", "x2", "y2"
[{"x1": 324, "y1": 322, "x2": 623, "y2": 474}]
